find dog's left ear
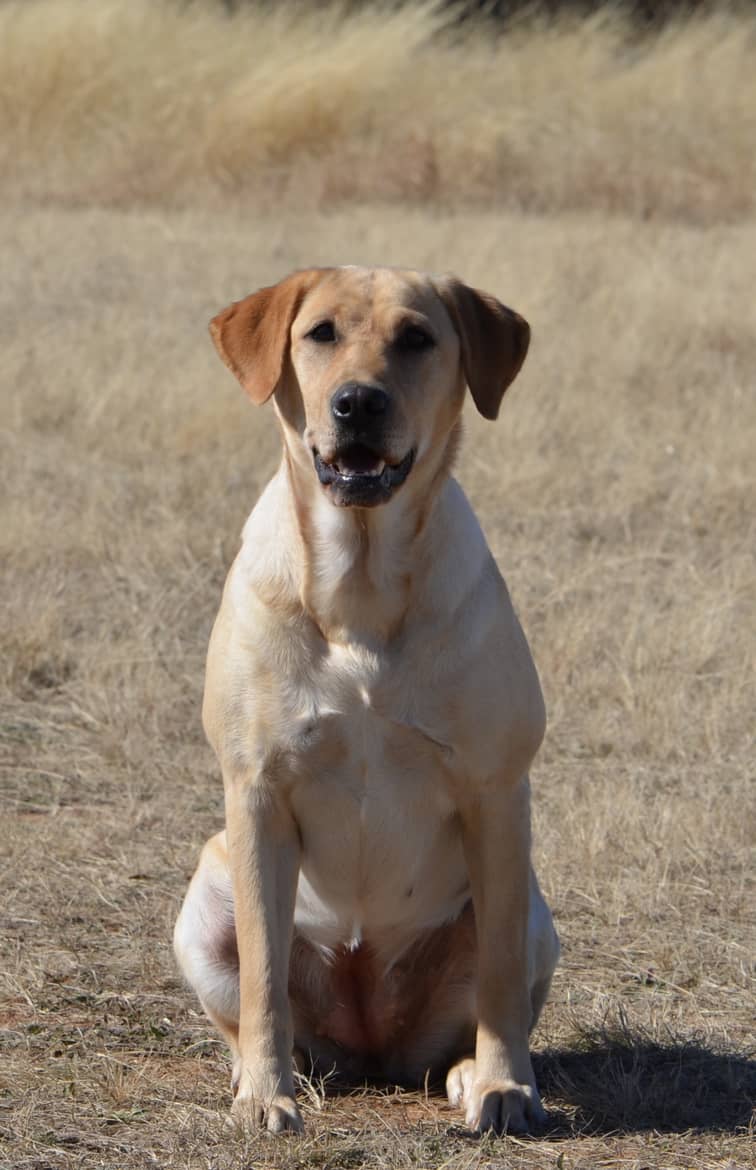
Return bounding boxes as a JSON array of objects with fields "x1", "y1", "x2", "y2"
[
  {"x1": 435, "y1": 276, "x2": 530, "y2": 420},
  {"x1": 209, "y1": 269, "x2": 324, "y2": 404}
]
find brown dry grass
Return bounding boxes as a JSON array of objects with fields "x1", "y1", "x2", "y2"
[
  {"x1": 1, "y1": 2, "x2": 755, "y2": 1168},
  {"x1": 1, "y1": 0, "x2": 755, "y2": 221}
]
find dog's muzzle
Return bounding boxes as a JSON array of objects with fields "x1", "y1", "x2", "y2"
[{"x1": 313, "y1": 444, "x2": 415, "y2": 507}]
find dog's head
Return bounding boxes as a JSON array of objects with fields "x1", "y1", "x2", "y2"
[{"x1": 210, "y1": 266, "x2": 529, "y2": 508}]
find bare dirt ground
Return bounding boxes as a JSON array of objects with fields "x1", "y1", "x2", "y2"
[{"x1": 1, "y1": 4, "x2": 754, "y2": 1168}]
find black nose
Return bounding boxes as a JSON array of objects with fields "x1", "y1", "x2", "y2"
[{"x1": 331, "y1": 382, "x2": 389, "y2": 427}]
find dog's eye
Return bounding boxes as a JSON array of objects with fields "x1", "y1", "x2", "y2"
[
  {"x1": 307, "y1": 321, "x2": 336, "y2": 343},
  {"x1": 396, "y1": 326, "x2": 434, "y2": 352}
]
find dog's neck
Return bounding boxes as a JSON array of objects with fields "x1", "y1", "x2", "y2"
[{"x1": 283, "y1": 449, "x2": 442, "y2": 646}]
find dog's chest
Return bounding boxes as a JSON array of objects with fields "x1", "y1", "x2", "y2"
[{"x1": 280, "y1": 641, "x2": 468, "y2": 948}]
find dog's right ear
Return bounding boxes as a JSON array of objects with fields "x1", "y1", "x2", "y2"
[{"x1": 209, "y1": 269, "x2": 323, "y2": 404}]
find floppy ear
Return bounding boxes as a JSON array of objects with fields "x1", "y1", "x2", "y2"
[
  {"x1": 209, "y1": 269, "x2": 323, "y2": 404},
  {"x1": 435, "y1": 276, "x2": 530, "y2": 420}
]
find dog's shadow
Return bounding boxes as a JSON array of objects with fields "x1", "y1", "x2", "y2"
[
  {"x1": 310, "y1": 1029, "x2": 754, "y2": 1137},
  {"x1": 533, "y1": 1031, "x2": 756, "y2": 1135}
]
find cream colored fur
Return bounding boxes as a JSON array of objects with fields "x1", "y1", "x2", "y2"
[{"x1": 174, "y1": 266, "x2": 559, "y2": 1136}]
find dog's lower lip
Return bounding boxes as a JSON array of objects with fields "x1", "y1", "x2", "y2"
[{"x1": 313, "y1": 447, "x2": 415, "y2": 498}]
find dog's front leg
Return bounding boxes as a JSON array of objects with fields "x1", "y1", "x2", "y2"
[
  {"x1": 224, "y1": 776, "x2": 303, "y2": 1134},
  {"x1": 452, "y1": 773, "x2": 545, "y2": 1135}
]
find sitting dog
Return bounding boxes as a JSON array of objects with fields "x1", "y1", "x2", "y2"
[{"x1": 174, "y1": 266, "x2": 559, "y2": 1135}]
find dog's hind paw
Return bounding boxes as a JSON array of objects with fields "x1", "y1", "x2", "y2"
[{"x1": 446, "y1": 1057, "x2": 477, "y2": 1109}]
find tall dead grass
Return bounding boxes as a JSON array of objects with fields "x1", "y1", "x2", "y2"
[
  {"x1": 1, "y1": 3, "x2": 754, "y2": 1166},
  {"x1": 2, "y1": 199, "x2": 754, "y2": 1168},
  {"x1": 1, "y1": 0, "x2": 754, "y2": 220}
]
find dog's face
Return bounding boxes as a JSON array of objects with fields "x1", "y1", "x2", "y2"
[
  {"x1": 288, "y1": 267, "x2": 465, "y2": 508},
  {"x1": 210, "y1": 266, "x2": 530, "y2": 509}
]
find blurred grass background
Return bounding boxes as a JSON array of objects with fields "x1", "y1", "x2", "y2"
[
  {"x1": 1, "y1": 0, "x2": 754, "y2": 220},
  {"x1": 1, "y1": 3, "x2": 754, "y2": 1168}
]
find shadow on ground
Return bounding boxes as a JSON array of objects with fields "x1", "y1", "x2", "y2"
[
  {"x1": 310, "y1": 1027, "x2": 755, "y2": 1138},
  {"x1": 533, "y1": 1030, "x2": 756, "y2": 1135}
]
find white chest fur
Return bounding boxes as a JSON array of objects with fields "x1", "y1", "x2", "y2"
[
  {"x1": 216, "y1": 475, "x2": 540, "y2": 958},
  {"x1": 281, "y1": 640, "x2": 469, "y2": 956}
]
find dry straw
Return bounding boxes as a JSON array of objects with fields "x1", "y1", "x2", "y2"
[
  {"x1": 1, "y1": 3, "x2": 754, "y2": 1168},
  {"x1": 1, "y1": 0, "x2": 755, "y2": 219}
]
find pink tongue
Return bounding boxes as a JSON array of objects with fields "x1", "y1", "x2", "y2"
[{"x1": 336, "y1": 445, "x2": 382, "y2": 474}]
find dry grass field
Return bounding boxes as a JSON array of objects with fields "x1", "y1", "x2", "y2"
[
  {"x1": 2, "y1": 0, "x2": 756, "y2": 220},
  {"x1": 1, "y1": 2, "x2": 754, "y2": 1168}
]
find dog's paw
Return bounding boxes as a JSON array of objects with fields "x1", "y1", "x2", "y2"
[
  {"x1": 446, "y1": 1057, "x2": 477, "y2": 1109},
  {"x1": 229, "y1": 1073, "x2": 304, "y2": 1135},
  {"x1": 467, "y1": 1078, "x2": 545, "y2": 1135},
  {"x1": 446, "y1": 1058, "x2": 545, "y2": 1135}
]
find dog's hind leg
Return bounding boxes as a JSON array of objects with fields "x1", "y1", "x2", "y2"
[{"x1": 174, "y1": 831, "x2": 242, "y2": 1090}]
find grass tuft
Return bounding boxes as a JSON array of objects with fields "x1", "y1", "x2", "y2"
[{"x1": 1, "y1": 0, "x2": 755, "y2": 220}]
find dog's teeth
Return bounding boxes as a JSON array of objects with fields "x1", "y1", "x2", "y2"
[{"x1": 337, "y1": 461, "x2": 385, "y2": 479}]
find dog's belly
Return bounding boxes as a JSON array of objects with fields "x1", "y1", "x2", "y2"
[
  {"x1": 286, "y1": 708, "x2": 469, "y2": 955},
  {"x1": 290, "y1": 901, "x2": 477, "y2": 1070}
]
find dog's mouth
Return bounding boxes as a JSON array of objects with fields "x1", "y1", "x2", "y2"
[{"x1": 313, "y1": 444, "x2": 415, "y2": 506}]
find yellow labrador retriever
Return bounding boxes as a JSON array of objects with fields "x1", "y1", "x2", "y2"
[{"x1": 174, "y1": 266, "x2": 559, "y2": 1136}]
